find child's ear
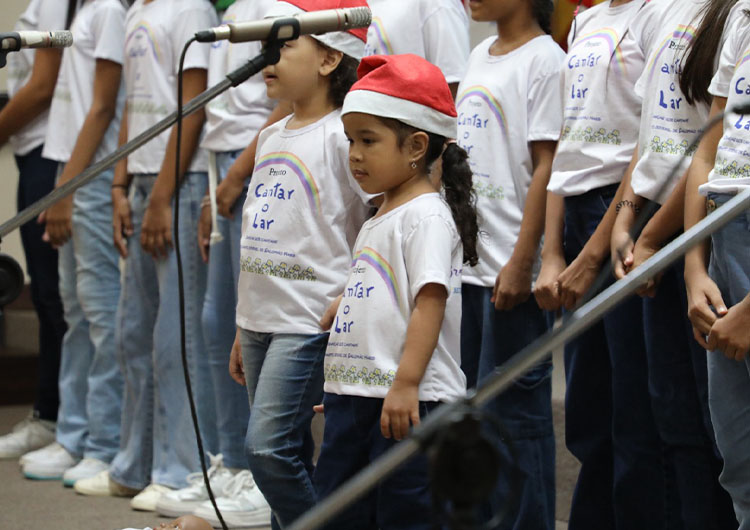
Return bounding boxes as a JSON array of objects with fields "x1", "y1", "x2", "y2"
[
  {"x1": 319, "y1": 46, "x2": 344, "y2": 76},
  {"x1": 406, "y1": 131, "x2": 430, "y2": 164}
]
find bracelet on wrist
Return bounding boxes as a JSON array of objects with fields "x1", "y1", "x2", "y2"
[
  {"x1": 200, "y1": 196, "x2": 211, "y2": 209},
  {"x1": 111, "y1": 183, "x2": 129, "y2": 191},
  {"x1": 615, "y1": 199, "x2": 640, "y2": 214}
]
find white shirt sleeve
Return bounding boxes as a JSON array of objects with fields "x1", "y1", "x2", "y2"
[
  {"x1": 527, "y1": 69, "x2": 564, "y2": 142},
  {"x1": 92, "y1": 3, "x2": 126, "y2": 65},
  {"x1": 709, "y1": 14, "x2": 747, "y2": 98},
  {"x1": 37, "y1": 0, "x2": 69, "y2": 30},
  {"x1": 404, "y1": 214, "x2": 456, "y2": 299},
  {"x1": 421, "y1": 5, "x2": 470, "y2": 84},
  {"x1": 170, "y1": 6, "x2": 218, "y2": 74}
]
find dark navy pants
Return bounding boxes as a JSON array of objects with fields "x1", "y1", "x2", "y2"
[
  {"x1": 563, "y1": 184, "x2": 664, "y2": 530},
  {"x1": 14, "y1": 145, "x2": 66, "y2": 422}
]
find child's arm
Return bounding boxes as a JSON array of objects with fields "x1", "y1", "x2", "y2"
[
  {"x1": 381, "y1": 283, "x2": 447, "y2": 441},
  {"x1": 0, "y1": 48, "x2": 62, "y2": 147},
  {"x1": 320, "y1": 294, "x2": 343, "y2": 331},
  {"x1": 707, "y1": 294, "x2": 750, "y2": 360},
  {"x1": 684, "y1": 96, "x2": 728, "y2": 348},
  {"x1": 141, "y1": 67, "x2": 208, "y2": 258},
  {"x1": 229, "y1": 327, "x2": 245, "y2": 385},
  {"x1": 609, "y1": 150, "x2": 643, "y2": 280},
  {"x1": 534, "y1": 191, "x2": 566, "y2": 311},
  {"x1": 214, "y1": 101, "x2": 293, "y2": 219},
  {"x1": 41, "y1": 59, "x2": 123, "y2": 248},
  {"x1": 493, "y1": 140, "x2": 556, "y2": 311},
  {"x1": 112, "y1": 104, "x2": 133, "y2": 258}
]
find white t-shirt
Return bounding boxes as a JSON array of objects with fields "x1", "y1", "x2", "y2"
[
  {"x1": 457, "y1": 35, "x2": 564, "y2": 287},
  {"x1": 548, "y1": 0, "x2": 649, "y2": 196},
  {"x1": 200, "y1": 0, "x2": 276, "y2": 153},
  {"x1": 699, "y1": 3, "x2": 750, "y2": 196},
  {"x1": 6, "y1": 0, "x2": 68, "y2": 156},
  {"x1": 236, "y1": 110, "x2": 371, "y2": 335},
  {"x1": 324, "y1": 193, "x2": 466, "y2": 402},
  {"x1": 363, "y1": 0, "x2": 469, "y2": 84},
  {"x1": 630, "y1": 0, "x2": 723, "y2": 204},
  {"x1": 42, "y1": 0, "x2": 127, "y2": 164},
  {"x1": 123, "y1": 0, "x2": 217, "y2": 174}
]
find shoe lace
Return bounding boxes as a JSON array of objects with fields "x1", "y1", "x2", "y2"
[
  {"x1": 184, "y1": 452, "x2": 224, "y2": 486},
  {"x1": 223, "y1": 470, "x2": 257, "y2": 498}
]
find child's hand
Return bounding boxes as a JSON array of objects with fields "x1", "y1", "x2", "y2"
[
  {"x1": 558, "y1": 249, "x2": 601, "y2": 310},
  {"x1": 197, "y1": 202, "x2": 212, "y2": 263},
  {"x1": 492, "y1": 257, "x2": 532, "y2": 311},
  {"x1": 313, "y1": 404, "x2": 324, "y2": 414},
  {"x1": 141, "y1": 198, "x2": 172, "y2": 259},
  {"x1": 610, "y1": 225, "x2": 634, "y2": 280},
  {"x1": 320, "y1": 294, "x2": 343, "y2": 331},
  {"x1": 216, "y1": 171, "x2": 245, "y2": 219},
  {"x1": 631, "y1": 236, "x2": 662, "y2": 297},
  {"x1": 685, "y1": 269, "x2": 727, "y2": 349},
  {"x1": 707, "y1": 298, "x2": 750, "y2": 360},
  {"x1": 39, "y1": 196, "x2": 74, "y2": 249},
  {"x1": 228, "y1": 329, "x2": 245, "y2": 385},
  {"x1": 534, "y1": 253, "x2": 566, "y2": 311},
  {"x1": 381, "y1": 380, "x2": 420, "y2": 441},
  {"x1": 112, "y1": 188, "x2": 133, "y2": 258}
]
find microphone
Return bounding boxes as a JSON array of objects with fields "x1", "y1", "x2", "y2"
[
  {"x1": 0, "y1": 31, "x2": 73, "y2": 51},
  {"x1": 195, "y1": 6, "x2": 371, "y2": 43}
]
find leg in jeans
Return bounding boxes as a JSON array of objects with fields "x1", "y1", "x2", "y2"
[
  {"x1": 240, "y1": 329, "x2": 327, "y2": 529},
  {"x1": 706, "y1": 194, "x2": 750, "y2": 529},
  {"x1": 73, "y1": 170, "x2": 123, "y2": 462},
  {"x1": 109, "y1": 176, "x2": 159, "y2": 489},
  {"x1": 202, "y1": 150, "x2": 250, "y2": 469},
  {"x1": 15, "y1": 146, "x2": 66, "y2": 422},
  {"x1": 644, "y1": 260, "x2": 732, "y2": 530},
  {"x1": 314, "y1": 393, "x2": 377, "y2": 530},
  {"x1": 151, "y1": 171, "x2": 212, "y2": 488},
  {"x1": 461, "y1": 285, "x2": 555, "y2": 530},
  {"x1": 110, "y1": 176, "x2": 159, "y2": 490}
]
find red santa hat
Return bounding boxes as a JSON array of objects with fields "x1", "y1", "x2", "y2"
[
  {"x1": 342, "y1": 54, "x2": 457, "y2": 138},
  {"x1": 265, "y1": 0, "x2": 369, "y2": 60}
]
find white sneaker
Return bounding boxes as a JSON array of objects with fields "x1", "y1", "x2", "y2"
[
  {"x1": 130, "y1": 483, "x2": 173, "y2": 511},
  {"x1": 156, "y1": 453, "x2": 237, "y2": 518},
  {"x1": 21, "y1": 442, "x2": 79, "y2": 480},
  {"x1": 0, "y1": 414, "x2": 55, "y2": 459},
  {"x1": 62, "y1": 457, "x2": 109, "y2": 487},
  {"x1": 20, "y1": 439, "x2": 63, "y2": 467},
  {"x1": 193, "y1": 470, "x2": 272, "y2": 528},
  {"x1": 74, "y1": 470, "x2": 141, "y2": 497}
]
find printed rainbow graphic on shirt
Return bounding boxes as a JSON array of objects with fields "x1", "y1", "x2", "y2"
[
  {"x1": 125, "y1": 21, "x2": 162, "y2": 62},
  {"x1": 736, "y1": 47, "x2": 750, "y2": 71},
  {"x1": 456, "y1": 85, "x2": 508, "y2": 135},
  {"x1": 350, "y1": 247, "x2": 406, "y2": 316},
  {"x1": 254, "y1": 152, "x2": 322, "y2": 214},
  {"x1": 645, "y1": 24, "x2": 697, "y2": 83},
  {"x1": 367, "y1": 17, "x2": 394, "y2": 55},
  {"x1": 571, "y1": 27, "x2": 627, "y2": 76}
]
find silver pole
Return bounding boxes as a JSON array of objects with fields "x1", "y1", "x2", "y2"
[{"x1": 288, "y1": 187, "x2": 750, "y2": 530}]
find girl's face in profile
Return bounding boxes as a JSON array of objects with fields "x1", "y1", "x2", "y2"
[{"x1": 467, "y1": 0, "x2": 523, "y2": 22}]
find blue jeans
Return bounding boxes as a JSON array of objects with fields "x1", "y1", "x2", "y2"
[
  {"x1": 707, "y1": 192, "x2": 750, "y2": 529},
  {"x1": 460, "y1": 286, "x2": 554, "y2": 530},
  {"x1": 313, "y1": 393, "x2": 441, "y2": 530},
  {"x1": 110, "y1": 172, "x2": 214, "y2": 489},
  {"x1": 14, "y1": 145, "x2": 66, "y2": 422},
  {"x1": 643, "y1": 256, "x2": 735, "y2": 530},
  {"x1": 239, "y1": 329, "x2": 327, "y2": 529},
  {"x1": 563, "y1": 185, "x2": 664, "y2": 530},
  {"x1": 56, "y1": 168, "x2": 123, "y2": 461},
  {"x1": 201, "y1": 150, "x2": 250, "y2": 470}
]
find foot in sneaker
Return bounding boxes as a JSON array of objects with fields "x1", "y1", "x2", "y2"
[
  {"x1": 62, "y1": 457, "x2": 109, "y2": 487},
  {"x1": 193, "y1": 470, "x2": 272, "y2": 528},
  {"x1": 0, "y1": 413, "x2": 56, "y2": 459},
  {"x1": 74, "y1": 470, "x2": 141, "y2": 497},
  {"x1": 156, "y1": 453, "x2": 237, "y2": 518},
  {"x1": 131, "y1": 483, "x2": 173, "y2": 511},
  {"x1": 22, "y1": 442, "x2": 79, "y2": 480}
]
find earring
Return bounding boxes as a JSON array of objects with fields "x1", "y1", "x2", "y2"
[{"x1": 410, "y1": 161, "x2": 417, "y2": 169}]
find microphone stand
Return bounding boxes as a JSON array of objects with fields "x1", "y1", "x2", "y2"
[{"x1": 0, "y1": 18, "x2": 299, "y2": 241}]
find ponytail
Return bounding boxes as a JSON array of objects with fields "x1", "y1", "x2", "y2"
[
  {"x1": 375, "y1": 117, "x2": 479, "y2": 266},
  {"x1": 532, "y1": 0, "x2": 554, "y2": 35},
  {"x1": 440, "y1": 143, "x2": 479, "y2": 266},
  {"x1": 65, "y1": 0, "x2": 78, "y2": 30},
  {"x1": 680, "y1": 0, "x2": 739, "y2": 106}
]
